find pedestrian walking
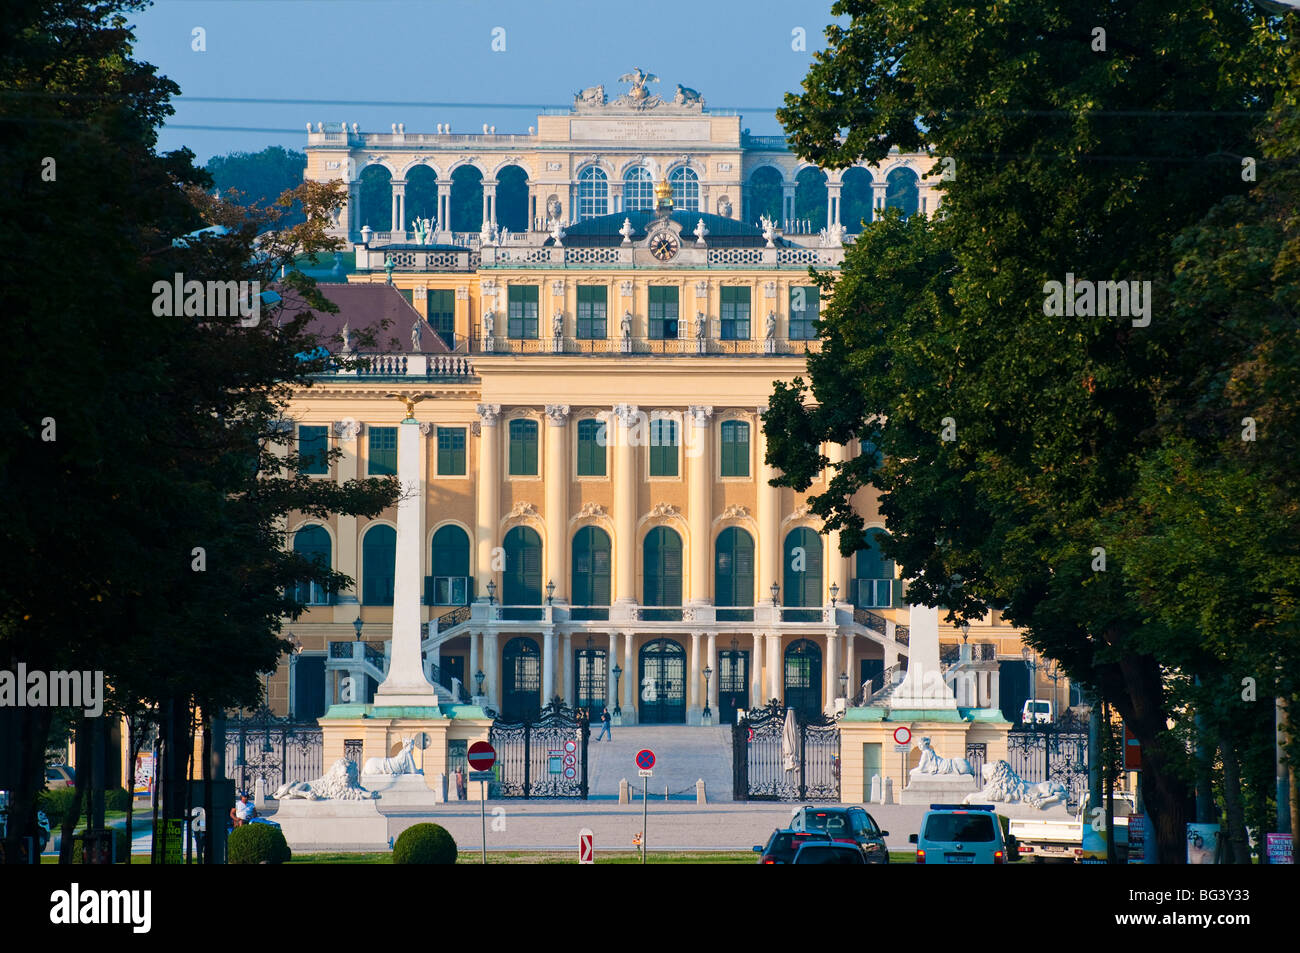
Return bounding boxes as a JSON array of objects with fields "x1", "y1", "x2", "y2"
[
  {"x1": 596, "y1": 708, "x2": 612, "y2": 741},
  {"x1": 454, "y1": 765, "x2": 467, "y2": 800}
]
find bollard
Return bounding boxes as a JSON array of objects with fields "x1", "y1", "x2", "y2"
[
  {"x1": 881, "y1": 776, "x2": 894, "y2": 805},
  {"x1": 696, "y1": 778, "x2": 707, "y2": 804},
  {"x1": 619, "y1": 778, "x2": 630, "y2": 804},
  {"x1": 254, "y1": 776, "x2": 268, "y2": 812},
  {"x1": 870, "y1": 774, "x2": 881, "y2": 804}
]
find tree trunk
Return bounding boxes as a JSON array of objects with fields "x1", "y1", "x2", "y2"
[
  {"x1": 0, "y1": 704, "x2": 54, "y2": 864},
  {"x1": 1218, "y1": 724, "x2": 1252, "y2": 863}
]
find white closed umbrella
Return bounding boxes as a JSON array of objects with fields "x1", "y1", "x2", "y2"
[{"x1": 781, "y1": 707, "x2": 799, "y2": 773}]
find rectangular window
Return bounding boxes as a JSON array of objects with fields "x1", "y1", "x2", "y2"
[
  {"x1": 298, "y1": 425, "x2": 328, "y2": 475},
  {"x1": 577, "y1": 418, "x2": 607, "y2": 476},
  {"x1": 576, "y1": 285, "x2": 607, "y2": 339},
  {"x1": 368, "y1": 426, "x2": 397, "y2": 476},
  {"x1": 720, "y1": 286, "x2": 751, "y2": 340},
  {"x1": 720, "y1": 420, "x2": 750, "y2": 477},
  {"x1": 648, "y1": 286, "x2": 678, "y2": 339},
  {"x1": 649, "y1": 417, "x2": 679, "y2": 477},
  {"x1": 507, "y1": 286, "x2": 539, "y2": 339},
  {"x1": 789, "y1": 285, "x2": 820, "y2": 340},
  {"x1": 427, "y1": 289, "x2": 456, "y2": 349},
  {"x1": 437, "y1": 427, "x2": 467, "y2": 476},
  {"x1": 509, "y1": 419, "x2": 539, "y2": 475}
]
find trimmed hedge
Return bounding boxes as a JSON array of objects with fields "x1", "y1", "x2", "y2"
[
  {"x1": 392, "y1": 823, "x2": 457, "y2": 864},
  {"x1": 228, "y1": 823, "x2": 292, "y2": 864},
  {"x1": 105, "y1": 787, "x2": 131, "y2": 812},
  {"x1": 71, "y1": 828, "x2": 130, "y2": 864},
  {"x1": 37, "y1": 788, "x2": 80, "y2": 828}
]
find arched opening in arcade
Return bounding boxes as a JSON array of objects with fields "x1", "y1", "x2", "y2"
[
  {"x1": 793, "y1": 166, "x2": 828, "y2": 233},
  {"x1": 404, "y1": 164, "x2": 438, "y2": 227},
  {"x1": 885, "y1": 167, "x2": 920, "y2": 219},
  {"x1": 496, "y1": 164, "x2": 529, "y2": 233},
  {"x1": 840, "y1": 166, "x2": 873, "y2": 233},
  {"x1": 449, "y1": 165, "x2": 484, "y2": 232},
  {"x1": 357, "y1": 165, "x2": 392, "y2": 232}
]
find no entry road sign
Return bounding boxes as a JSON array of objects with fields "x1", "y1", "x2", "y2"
[
  {"x1": 892, "y1": 726, "x2": 912, "y2": 746},
  {"x1": 635, "y1": 749, "x2": 656, "y2": 770},
  {"x1": 468, "y1": 741, "x2": 496, "y2": 771}
]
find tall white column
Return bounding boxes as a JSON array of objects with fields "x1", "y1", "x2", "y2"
[
  {"x1": 482, "y1": 180, "x2": 496, "y2": 227},
  {"x1": 888, "y1": 604, "x2": 955, "y2": 710},
  {"x1": 333, "y1": 420, "x2": 362, "y2": 608},
  {"x1": 475, "y1": 404, "x2": 502, "y2": 598},
  {"x1": 562, "y1": 632, "x2": 573, "y2": 707},
  {"x1": 689, "y1": 631, "x2": 701, "y2": 721},
  {"x1": 483, "y1": 632, "x2": 499, "y2": 708},
  {"x1": 373, "y1": 416, "x2": 439, "y2": 706},
  {"x1": 687, "y1": 406, "x2": 712, "y2": 605},
  {"x1": 756, "y1": 405, "x2": 781, "y2": 605},
  {"x1": 751, "y1": 632, "x2": 765, "y2": 707},
  {"x1": 469, "y1": 631, "x2": 481, "y2": 696},
  {"x1": 706, "y1": 632, "x2": 719, "y2": 714},
  {"x1": 613, "y1": 405, "x2": 639, "y2": 605},
  {"x1": 437, "y1": 183, "x2": 451, "y2": 232},
  {"x1": 622, "y1": 631, "x2": 636, "y2": 721},
  {"x1": 542, "y1": 629, "x2": 555, "y2": 705},
  {"x1": 766, "y1": 633, "x2": 782, "y2": 701},
  {"x1": 607, "y1": 632, "x2": 618, "y2": 709},
  {"x1": 872, "y1": 183, "x2": 887, "y2": 221},
  {"x1": 544, "y1": 405, "x2": 570, "y2": 601},
  {"x1": 824, "y1": 631, "x2": 839, "y2": 712},
  {"x1": 844, "y1": 633, "x2": 856, "y2": 703}
]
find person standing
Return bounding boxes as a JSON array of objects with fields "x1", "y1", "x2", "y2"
[{"x1": 596, "y1": 708, "x2": 612, "y2": 741}]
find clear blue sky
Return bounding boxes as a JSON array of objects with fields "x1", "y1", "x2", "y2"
[{"x1": 130, "y1": 0, "x2": 840, "y2": 163}]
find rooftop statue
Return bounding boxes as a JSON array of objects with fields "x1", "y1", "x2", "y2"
[{"x1": 673, "y1": 84, "x2": 703, "y2": 106}]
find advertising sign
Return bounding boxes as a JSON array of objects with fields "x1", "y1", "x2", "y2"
[
  {"x1": 1267, "y1": 833, "x2": 1293, "y2": 864},
  {"x1": 1127, "y1": 814, "x2": 1145, "y2": 863},
  {"x1": 1186, "y1": 823, "x2": 1219, "y2": 864}
]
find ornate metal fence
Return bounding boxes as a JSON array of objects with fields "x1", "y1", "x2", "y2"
[
  {"x1": 224, "y1": 708, "x2": 323, "y2": 796},
  {"x1": 733, "y1": 701, "x2": 841, "y2": 801},
  {"x1": 489, "y1": 699, "x2": 589, "y2": 798},
  {"x1": 1006, "y1": 712, "x2": 1090, "y2": 812}
]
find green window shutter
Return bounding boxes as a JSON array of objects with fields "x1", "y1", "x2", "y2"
[
  {"x1": 362, "y1": 525, "x2": 396, "y2": 605},
  {"x1": 577, "y1": 286, "x2": 607, "y2": 339},
  {"x1": 398, "y1": 288, "x2": 414, "y2": 307},
  {"x1": 427, "y1": 289, "x2": 456, "y2": 348},
  {"x1": 644, "y1": 527, "x2": 683, "y2": 607},
  {"x1": 784, "y1": 528, "x2": 823, "y2": 607},
  {"x1": 650, "y1": 418, "x2": 678, "y2": 476},
  {"x1": 509, "y1": 420, "x2": 537, "y2": 475},
  {"x1": 720, "y1": 287, "x2": 751, "y2": 340},
  {"x1": 571, "y1": 526, "x2": 612, "y2": 606},
  {"x1": 368, "y1": 426, "x2": 397, "y2": 476},
  {"x1": 577, "y1": 419, "x2": 605, "y2": 476},
  {"x1": 298, "y1": 425, "x2": 329, "y2": 475},
  {"x1": 721, "y1": 421, "x2": 749, "y2": 477},
  {"x1": 789, "y1": 285, "x2": 820, "y2": 340},
  {"x1": 437, "y1": 427, "x2": 466, "y2": 475}
]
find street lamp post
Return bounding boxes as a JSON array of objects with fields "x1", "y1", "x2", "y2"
[
  {"x1": 839, "y1": 670, "x2": 848, "y2": 701},
  {"x1": 702, "y1": 666, "x2": 712, "y2": 720},
  {"x1": 486, "y1": 580, "x2": 496, "y2": 605},
  {"x1": 546, "y1": 579, "x2": 555, "y2": 605},
  {"x1": 612, "y1": 664, "x2": 622, "y2": 716}
]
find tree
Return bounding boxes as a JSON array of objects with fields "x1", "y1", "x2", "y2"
[
  {"x1": 765, "y1": 0, "x2": 1291, "y2": 863},
  {"x1": 0, "y1": 0, "x2": 399, "y2": 862},
  {"x1": 205, "y1": 146, "x2": 308, "y2": 229}
]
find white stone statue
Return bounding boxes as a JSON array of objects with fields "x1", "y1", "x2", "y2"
[
  {"x1": 482, "y1": 310, "x2": 495, "y2": 339},
  {"x1": 673, "y1": 83, "x2": 703, "y2": 106},
  {"x1": 765, "y1": 310, "x2": 777, "y2": 340},
  {"x1": 912, "y1": 737, "x2": 973, "y2": 776},
  {"x1": 760, "y1": 214, "x2": 777, "y2": 248},
  {"x1": 693, "y1": 218, "x2": 709, "y2": 246},
  {"x1": 411, "y1": 218, "x2": 426, "y2": 245},
  {"x1": 829, "y1": 222, "x2": 845, "y2": 246},
  {"x1": 576, "y1": 84, "x2": 605, "y2": 106},
  {"x1": 817, "y1": 226, "x2": 830, "y2": 247},
  {"x1": 695, "y1": 311, "x2": 706, "y2": 339},
  {"x1": 363, "y1": 737, "x2": 420, "y2": 776},
  {"x1": 552, "y1": 310, "x2": 564, "y2": 340},
  {"x1": 621, "y1": 310, "x2": 632, "y2": 339},
  {"x1": 410, "y1": 318, "x2": 423, "y2": 351},
  {"x1": 274, "y1": 758, "x2": 378, "y2": 800},
  {"x1": 549, "y1": 218, "x2": 566, "y2": 247},
  {"x1": 717, "y1": 195, "x2": 732, "y2": 218},
  {"x1": 450, "y1": 676, "x2": 464, "y2": 702},
  {"x1": 964, "y1": 761, "x2": 1068, "y2": 809},
  {"x1": 479, "y1": 219, "x2": 495, "y2": 246},
  {"x1": 339, "y1": 321, "x2": 352, "y2": 353},
  {"x1": 620, "y1": 217, "x2": 635, "y2": 245}
]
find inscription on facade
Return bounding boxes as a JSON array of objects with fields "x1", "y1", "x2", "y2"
[{"x1": 570, "y1": 119, "x2": 711, "y2": 142}]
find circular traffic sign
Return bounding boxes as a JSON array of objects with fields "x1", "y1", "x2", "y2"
[
  {"x1": 468, "y1": 740, "x2": 497, "y2": 771},
  {"x1": 892, "y1": 726, "x2": 912, "y2": 746},
  {"x1": 564, "y1": 766, "x2": 576, "y2": 779},
  {"x1": 564, "y1": 740, "x2": 576, "y2": 754},
  {"x1": 635, "y1": 748, "x2": 656, "y2": 770}
]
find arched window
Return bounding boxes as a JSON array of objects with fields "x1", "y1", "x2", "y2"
[
  {"x1": 361, "y1": 524, "x2": 396, "y2": 605},
  {"x1": 643, "y1": 527, "x2": 683, "y2": 607},
  {"x1": 885, "y1": 167, "x2": 920, "y2": 219},
  {"x1": 404, "y1": 164, "x2": 438, "y2": 223},
  {"x1": 855, "y1": 528, "x2": 897, "y2": 608},
  {"x1": 449, "y1": 165, "x2": 484, "y2": 232},
  {"x1": 571, "y1": 526, "x2": 612, "y2": 607},
  {"x1": 840, "y1": 166, "x2": 873, "y2": 233},
  {"x1": 429, "y1": 525, "x2": 471, "y2": 605},
  {"x1": 783, "y1": 527, "x2": 823, "y2": 609},
  {"x1": 714, "y1": 527, "x2": 754, "y2": 607},
  {"x1": 577, "y1": 166, "x2": 608, "y2": 221},
  {"x1": 503, "y1": 526, "x2": 543, "y2": 605},
  {"x1": 293, "y1": 525, "x2": 332, "y2": 605},
  {"x1": 669, "y1": 167, "x2": 699, "y2": 212},
  {"x1": 623, "y1": 167, "x2": 654, "y2": 211}
]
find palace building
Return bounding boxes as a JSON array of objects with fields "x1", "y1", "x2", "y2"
[{"x1": 272, "y1": 72, "x2": 1072, "y2": 740}]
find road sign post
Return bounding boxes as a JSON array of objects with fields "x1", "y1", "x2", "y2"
[
  {"x1": 635, "y1": 749, "x2": 655, "y2": 864},
  {"x1": 893, "y1": 727, "x2": 912, "y2": 792},
  {"x1": 578, "y1": 827, "x2": 594, "y2": 864},
  {"x1": 468, "y1": 741, "x2": 496, "y2": 865}
]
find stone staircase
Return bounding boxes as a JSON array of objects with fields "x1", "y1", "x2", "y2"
[{"x1": 586, "y1": 725, "x2": 734, "y2": 800}]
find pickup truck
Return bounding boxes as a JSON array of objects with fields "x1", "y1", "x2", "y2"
[{"x1": 1008, "y1": 793, "x2": 1136, "y2": 862}]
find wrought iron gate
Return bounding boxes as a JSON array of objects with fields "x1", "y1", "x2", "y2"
[
  {"x1": 1006, "y1": 712, "x2": 1090, "y2": 812},
  {"x1": 489, "y1": 699, "x2": 590, "y2": 798},
  {"x1": 733, "y1": 701, "x2": 840, "y2": 801},
  {"x1": 224, "y1": 708, "x2": 323, "y2": 796}
]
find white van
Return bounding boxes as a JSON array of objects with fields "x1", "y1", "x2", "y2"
[{"x1": 1021, "y1": 699, "x2": 1054, "y2": 724}]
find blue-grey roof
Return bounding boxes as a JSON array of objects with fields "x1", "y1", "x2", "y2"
[{"x1": 558, "y1": 210, "x2": 767, "y2": 247}]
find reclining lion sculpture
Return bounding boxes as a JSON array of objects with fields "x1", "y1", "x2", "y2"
[{"x1": 273, "y1": 757, "x2": 378, "y2": 801}]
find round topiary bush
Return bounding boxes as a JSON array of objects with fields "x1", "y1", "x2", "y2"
[
  {"x1": 227, "y1": 822, "x2": 292, "y2": 864},
  {"x1": 38, "y1": 788, "x2": 80, "y2": 828},
  {"x1": 104, "y1": 787, "x2": 131, "y2": 812},
  {"x1": 392, "y1": 822, "x2": 457, "y2": 864},
  {"x1": 71, "y1": 828, "x2": 130, "y2": 864}
]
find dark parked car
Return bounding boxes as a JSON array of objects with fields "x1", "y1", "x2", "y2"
[
  {"x1": 792, "y1": 842, "x2": 868, "y2": 864},
  {"x1": 753, "y1": 828, "x2": 832, "y2": 864},
  {"x1": 788, "y1": 805, "x2": 890, "y2": 863}
]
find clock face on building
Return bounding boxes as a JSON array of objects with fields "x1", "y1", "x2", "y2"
[{"x1": 648, "y1": 232, "x2": 680, "y2": 261}]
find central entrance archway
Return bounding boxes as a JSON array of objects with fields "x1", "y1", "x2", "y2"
[
  {"x1": 501, "y1": 636, "x2": 541, "y2": 721},
  {"x1": 784, "y1": 639, "x2": 822, "y2": 721},
  {"x1": 638, "y1": 638, "x2": 686, "y2": 724},
  {"x1": 717, "y1": 645, "x2": 750, "y2": 725}
]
